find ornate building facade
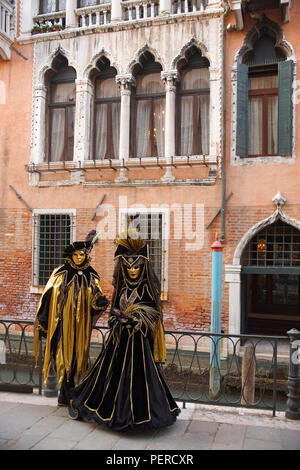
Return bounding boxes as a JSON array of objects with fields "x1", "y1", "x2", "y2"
[{"x1": 0, "y1": 0, "x2": 299, "y2": 338}]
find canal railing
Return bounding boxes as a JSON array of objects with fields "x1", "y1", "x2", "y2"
[{"x1": 0, "y1": 319, "x2": 299, "y2": 419}]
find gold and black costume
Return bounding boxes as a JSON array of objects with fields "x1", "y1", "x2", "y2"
[
  {"x1": 34, "y1": 238, "x2": 109, "y2": 406},
  {"x1": 69, "y1": 233, "x2": 180, "y2": 431}
]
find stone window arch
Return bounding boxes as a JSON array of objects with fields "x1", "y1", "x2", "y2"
[
  {"x1": 44, "y1": 53, "x2": 77, "y2": 162},
  {"x1": 130, "y1": 50, "x2": 165, "y2": 158},
  {"x1": 231, "y1": 15, "x2": 296, "y2": 164},
  {"x1": 89, "y1": 56, "x2": 120, "y2": 160},
  {"x1": 174, "y1": 44, "x2": 210, "y2": 157}
]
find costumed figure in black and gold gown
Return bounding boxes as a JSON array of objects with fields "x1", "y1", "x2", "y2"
[
  {"x1": 34, "y1": 232, "x2": 109, "y2": 406},
  {"x1": 69, "y1": 231, "x2": 180, "y2": 430}
]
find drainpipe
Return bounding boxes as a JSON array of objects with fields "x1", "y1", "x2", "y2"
[{"x1": 220, "y1": 1, "x2": 230, "y2": 243}]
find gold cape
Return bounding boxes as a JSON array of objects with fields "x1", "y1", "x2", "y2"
[{"x1": 34, "y1": 265, "x2": 105, "y2": 387}]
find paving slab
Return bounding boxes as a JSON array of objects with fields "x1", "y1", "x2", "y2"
[{"x1": 0, "y1": 392, "x2": 300, "y2": 451}]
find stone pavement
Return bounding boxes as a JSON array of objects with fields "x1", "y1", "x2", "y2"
[{"x1": 0, "y1": 391, "x2": 300, "y2": 451}]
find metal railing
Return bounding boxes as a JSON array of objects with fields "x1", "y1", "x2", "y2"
[
  {"x1": 31, "y1": 0, "x2": 211, "y2": 34},
  {"x1": 0, "y1": 318, "x2": 299, "y2": 418}
]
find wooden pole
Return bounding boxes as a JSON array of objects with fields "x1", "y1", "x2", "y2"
[{"x1": 241, "y1": 343, "x2": 256, "y2": 406}]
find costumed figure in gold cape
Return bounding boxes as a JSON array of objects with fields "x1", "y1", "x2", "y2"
[
  {"x1": 69, "y1": 230, "x2": 180, "y2": 430},
  {"x1": 34, "y1": 231, "x2": 109, "y2": 406}
]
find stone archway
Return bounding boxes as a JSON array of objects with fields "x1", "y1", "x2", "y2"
[{"x1": 225, "y1": 193, "x2": 300, "y2": 335}]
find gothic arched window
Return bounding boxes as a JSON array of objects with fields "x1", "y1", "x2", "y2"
[
  {"x1": 91, "y1": 57, "x2": 120, "y2": 160},
  {"x1": 176, "y1": 48, "x2": 210, "y2": 156},
  {"x1": 46, "y1": 55, "x2": 76, "y2": 162},
  {"x1": 130, "y1": 52, "x2": 165, "y2": 158},
  {"x1": 236, "y1": 25, "x2": 293, "y2": 158}
]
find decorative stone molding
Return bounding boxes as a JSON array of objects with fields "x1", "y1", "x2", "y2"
[
  {"x1": 116, "y1": 74, "x2": 135, "y2": 89},
  {"x1": 272, "y1": 191, "x2": 287, "y2": 210},
  {"x1": 127, "y1": 42, "x2": 166, "y2": 75},
  {"x1": 161, "y1": 70, "x2": 179, "y2": 91},
  {"x1": 233, "y1": 192, "x2": 300, "y2": 265},
  {"x1": 171, "y1": 36, "x2": 211, "y2": 69},
  {"x1": 85, "y1": 49, "x2": 120, "y2": 80},
  {"x1": 28, "y1": 8, "x2": 223, "y2": 186},
  {"x1": 236, "y1": 14, "x2": 293, "y2": 65}
]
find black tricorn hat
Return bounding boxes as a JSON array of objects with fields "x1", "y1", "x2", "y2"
[
  {"x1": 63, "y1": 230, "x2": 100, "y2": 258},
  {"x1": 63, "y1": 241, "x2": 92, "y2": 258}
]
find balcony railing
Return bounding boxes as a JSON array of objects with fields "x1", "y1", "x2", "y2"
[
  {"x1": 32, "y1": 10, "x2": 66, "y2": 34},
  {"x1": 75, "y1": 3, "x2": 112, "y2": 27},
  {"x1": 1, "y1": 318, "x2": 299, "y2": 419},
  {"x1": 31, "y1": 0, "x2": 212, "y2": 35}
]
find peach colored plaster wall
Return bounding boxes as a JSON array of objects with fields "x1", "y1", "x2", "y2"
[{"x1": 225, "y1": 8, "x2": 300, "y2": 209}]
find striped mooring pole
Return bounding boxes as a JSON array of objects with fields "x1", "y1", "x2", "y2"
[{"x1": 209, "y1": 238, "x2": 223, "y2": 400}]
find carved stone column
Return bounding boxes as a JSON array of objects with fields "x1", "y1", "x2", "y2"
[
  {"x1": 160, "y1": 0, "x2": 171, "y2": 15},
  {"x1": 66, "y1": 0, "x2": 78, "y2": 28},
  {"x1": 115, "y1": 75, "x2": 134, "y2": 182},
  {"x1": 208, "y1": 67, "x2": 221, "y2": 160},
  {"x1": 161, "y1": 71, "x2": 178, "y2": 182},
  {"x1": 206, "y1": 0, "x2": 221, "y2": 9},
  {"x1": 111, "y1": 0, "x2": 122, "y2": 22},
  {"x1": 74, "y1": 78, "x2": 93, "y2": 164},
  {"x1": 31, "y1": 84, "x2": 48, "y2": 165}
]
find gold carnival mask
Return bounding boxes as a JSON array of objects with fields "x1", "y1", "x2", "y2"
[
  {"x1": 72, "y1": 250, "x2": 86, "y2": 266},
  {"x1": 126, "y1": 265, "x2": 142, "y2": 280}
]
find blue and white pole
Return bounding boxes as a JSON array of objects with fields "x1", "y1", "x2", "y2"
[{"x1": 209, "y1": 238, "x2": 223, "y2": 400}]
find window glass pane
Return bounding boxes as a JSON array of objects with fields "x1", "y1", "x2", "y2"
[
  {"x1": 268, "y1": 95, "x2": 278, "y2": 155},
  {"x1": 111, "y1": 102, "x2": 120, "y2": 158},
  {"x1": 272, "y1": 275, "x2": 298, "y2": 306},
  {"x1": 248, "y1": 96, "x2": 263, "y2": 155},
  {"x1": 181, "y1": 68, "x2": 209, "y2": 90},
  {"x1": 197, "y1": 94, "x2": 210, "y2": 155},
  {"x1": 153, "y1": 98, "x2": 165, "y2": 157},
  {"x1": 249, "y1": 75, "x2": 278, "y2": 90},
  {"x1": 136, "y1": 73, "x2": 164, "y2": 94},
  {"x1": 39, "y1": 214, "x2": 71, "y2": 285},
  {"x1": 66, "y1": 106, "x2": 74, "y2": 161},
  {"x1": 40, "y1": 0, "x2": 66, "y2": 13},
  {"x1": 180, "y1": 95, "x2": 193, "y2": 155},
  {"x1": 95, "y1": 104, "x2": 108, "y2": 159},
  {"x1": 51, "y1": 82, "x2": 76, "y2": 103},
  {"x1": 50, "y1": 108, "x2": 65, "y2": 162},
  {"x1": 136, "y1": 100, "x2": 151, "y2": 157},
  {"x1": 242, "y1": 221, "x2": 300, "y2": 267},
  {"x1": 96, "y1": 77, "x2": 120, "y2": 99},
  {"x1": 78, "y1": 0, "x2": 110, "y2": 6},
  {"x1": 126, "y1": 213, "x2": 163, "y2": 282}
]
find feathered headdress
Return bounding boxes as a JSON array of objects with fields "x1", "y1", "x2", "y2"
[
  {"x1": 114, "y1": 227, "x2": 149, "y2": 262},
  {"x1": 63, "y1": 230, "x2": 100, "y2": 258}
]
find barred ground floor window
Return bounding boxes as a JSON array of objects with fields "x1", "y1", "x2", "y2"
[
  {"x1": 241, "y1": 221, "x2": 300, "y2": 335},
  {"x1": 32, "y1": 210, "x2": 76, "y2": 286},
  {"x1": 119, "y1": 208, "x2": 169, "y2": 299}
]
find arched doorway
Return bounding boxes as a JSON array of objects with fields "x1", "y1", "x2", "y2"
[{"x1": 241, "y1": 220, "x2": 300, "y2": 335}]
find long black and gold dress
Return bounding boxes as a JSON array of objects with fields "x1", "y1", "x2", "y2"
[{"x1": 69, "y1": 234, "x2": 180, "y2": 431}]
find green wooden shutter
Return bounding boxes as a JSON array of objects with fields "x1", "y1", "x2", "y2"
[
  {"x1": 278, "y1": 60, "x2": 293, "y2": 156},
  {"x1": 236, "y1": 63, "x2": 249, "y2": 158}
]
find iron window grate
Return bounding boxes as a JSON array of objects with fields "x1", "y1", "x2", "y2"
[
  {"x1": 33, "y1": 213, "x2": 75, "y2": 286},
  {"x1": 242, "y1": 221, "x2": 300, "y2": 267},
  {"x1": 125, "y1": 212, "x2": 163, "y2": 282}
]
